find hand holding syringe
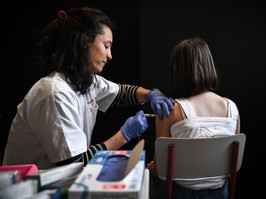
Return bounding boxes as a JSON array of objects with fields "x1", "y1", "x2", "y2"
[{"x1": 135, "y1": 113, "x2": 156, "y2": 142}]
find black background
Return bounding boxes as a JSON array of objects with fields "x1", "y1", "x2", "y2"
[{"x1": 1, "y1": 1, "x2": 265, "y2": 198}]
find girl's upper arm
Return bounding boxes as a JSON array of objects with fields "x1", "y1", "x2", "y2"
[{"x1": 155, "y1": 101, "x2": 183, "y2": 138}]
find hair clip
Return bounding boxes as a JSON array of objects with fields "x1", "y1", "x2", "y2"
[{"x1": 57, "y1": 10, "x2": 68, "y2": 21}]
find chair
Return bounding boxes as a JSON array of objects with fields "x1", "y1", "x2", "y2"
[{"x1": 155, "y1": 133, "x2": 246, "y2": 199}]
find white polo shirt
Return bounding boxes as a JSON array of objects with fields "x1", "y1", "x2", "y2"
[{"x1": 3, "y1": 72, "x2": 119, "y2": 169}]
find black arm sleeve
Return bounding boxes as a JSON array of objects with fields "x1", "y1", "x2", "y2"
[
  {"x1": 110, "y1": 84, "x2": 141, "y2": 107},
  {"x1": 56, "y1": 143, "x2": 107, "y2": 167}
]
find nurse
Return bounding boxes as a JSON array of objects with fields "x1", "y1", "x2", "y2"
[{"x1": 3, "y1": 7, "x2": 174, "y2": 169}]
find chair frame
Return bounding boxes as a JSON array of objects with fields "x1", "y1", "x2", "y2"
[{"x1": 155, "y1": 134, "x2": 246, "y2": 199}]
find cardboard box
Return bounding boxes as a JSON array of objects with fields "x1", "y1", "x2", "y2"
[
  {"x1": 141, "y1": 168, "x2": 150, "y2": 199},
  {"x1": 68, "y1": 140, "x2": 146, "y2": 199},
  {"x1": 24, "y1": 162, "x2": 83, "y2": 188}
]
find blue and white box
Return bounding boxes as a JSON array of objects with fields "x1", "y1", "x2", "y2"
[{"x1": 68, "y1": 140, "x2": 146, "y2": 199}]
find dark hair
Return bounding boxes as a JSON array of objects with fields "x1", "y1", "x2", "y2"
[
  {"x1": 170, "y1": 37, "x2": 218, "y2": 98},
  {"x1": 38, "y1": 7, "x2": 115, "y2": 94}
]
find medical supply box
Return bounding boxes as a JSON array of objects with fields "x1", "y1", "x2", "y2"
[{"x1": 68, "y1": 140, "x2": 146, "y2": 199}]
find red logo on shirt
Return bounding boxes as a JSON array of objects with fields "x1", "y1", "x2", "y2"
[{"x1": 87, "y1": 99, "x2": 95, "y2": 104}]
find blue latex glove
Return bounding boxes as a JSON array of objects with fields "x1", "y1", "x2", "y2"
[
  {"x1": 120, "y1": 110, "x2": 148, "y2": 142},
  {"x1": 146, "y1": 88, "x2": 175, "y2": 120}
]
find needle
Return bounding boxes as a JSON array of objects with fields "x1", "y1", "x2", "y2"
[{"x1": 144, "y1": 113, "x2": 157, "y2": 117}]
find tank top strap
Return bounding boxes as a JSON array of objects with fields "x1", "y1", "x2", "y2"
[
  {"x1": 175, "y1": 98, "x2": 197, "y2": 119},
  {"x1": 224, "y1": 97, "x2": 238, "y2": 118}
]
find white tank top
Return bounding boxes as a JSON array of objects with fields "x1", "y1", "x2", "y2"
[{"x1": 171, "y1": 97, "x2": 239, "y2": 189}]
